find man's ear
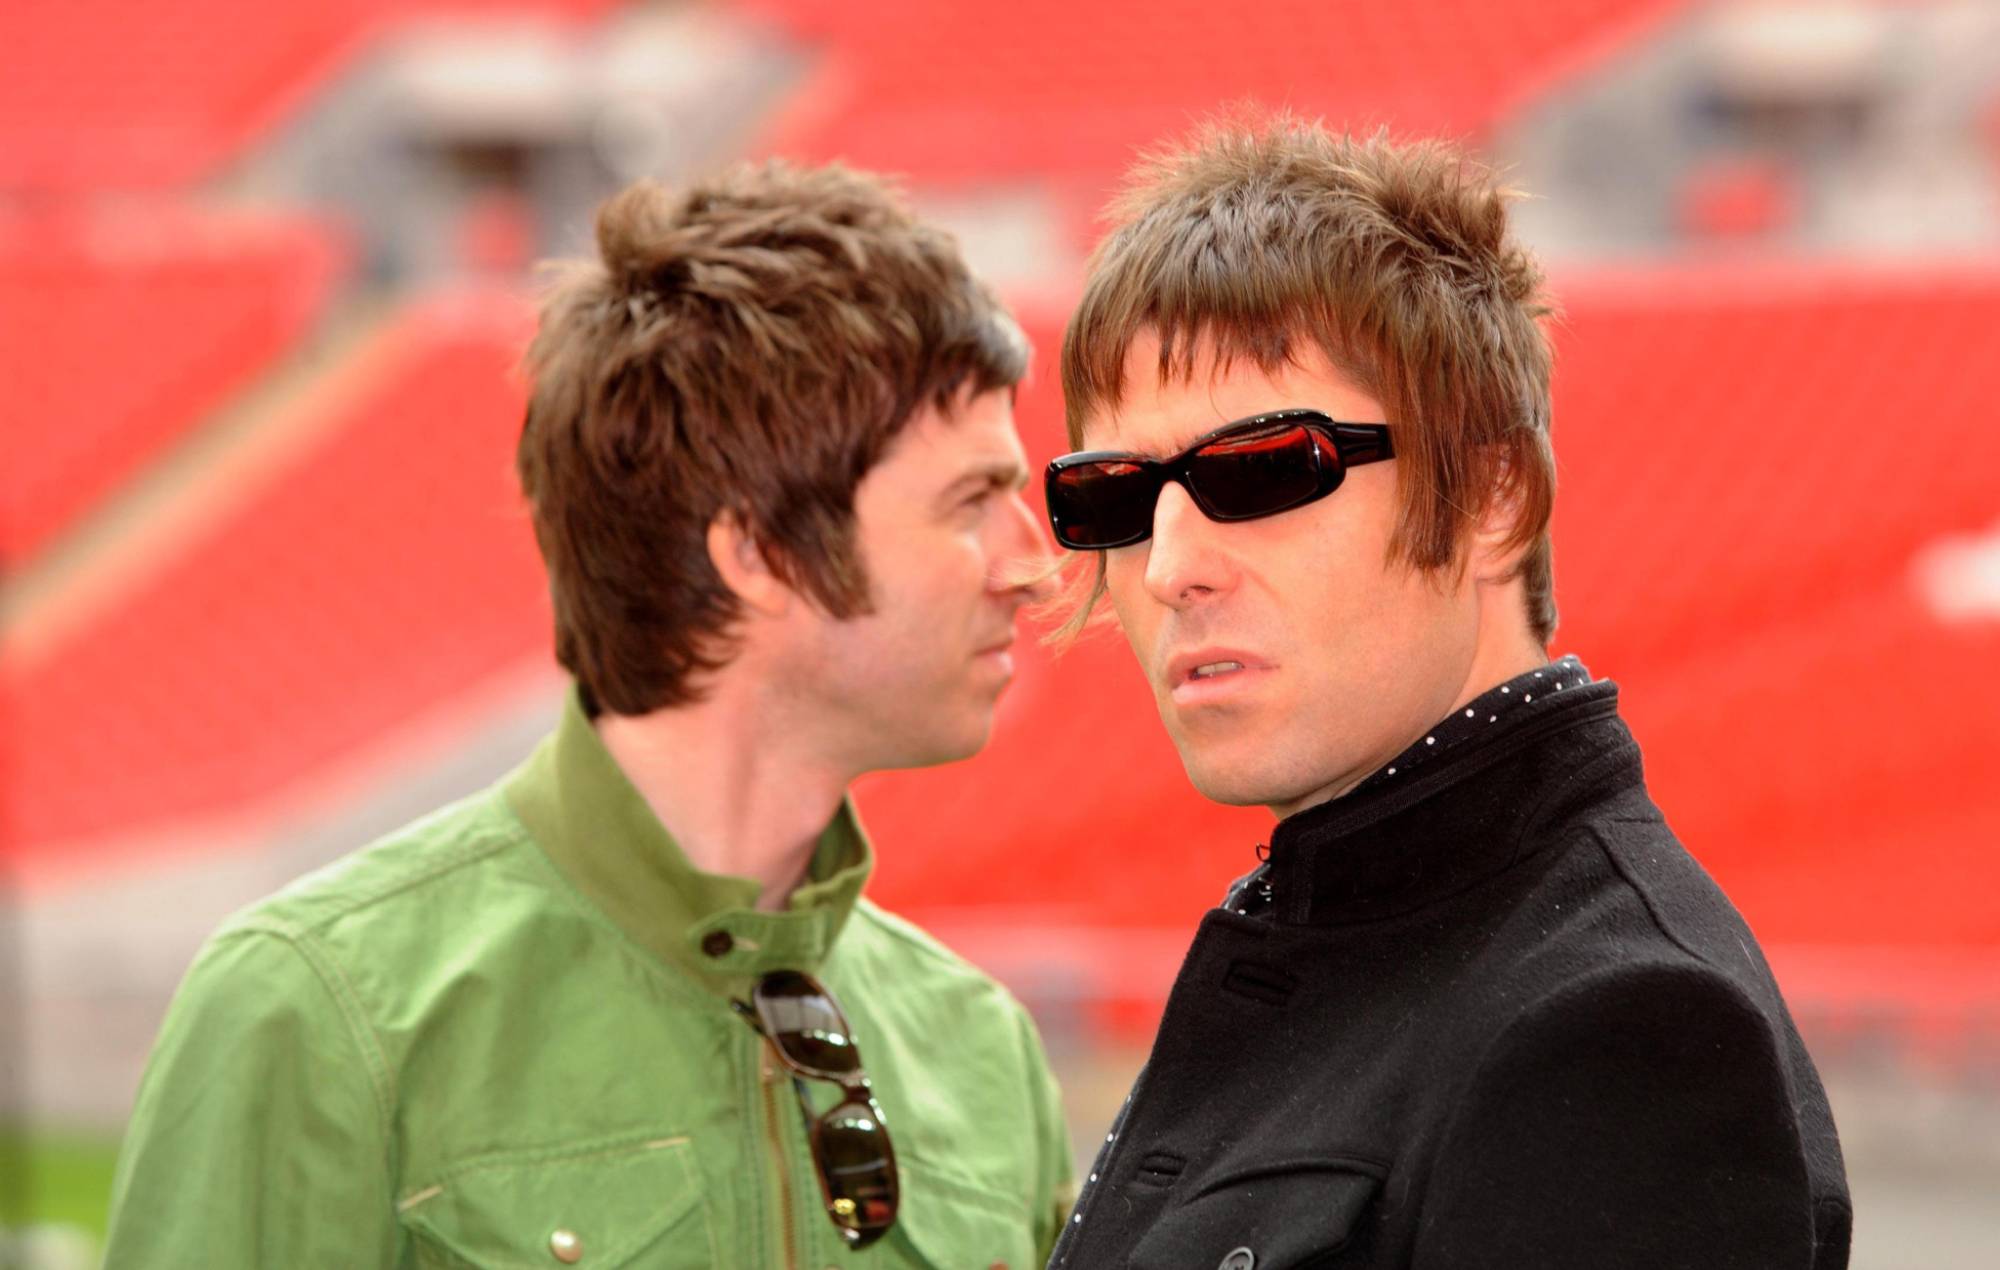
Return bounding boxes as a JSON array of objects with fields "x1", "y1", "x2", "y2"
[{"x1": 707, "y1": 510, "x2": 793, "y2": 618}]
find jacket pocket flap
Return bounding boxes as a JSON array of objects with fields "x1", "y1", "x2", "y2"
[
  {"x1": 1130, "y1": 1161, "x2": 1380, "y2": 1270},
  {"x1": 400, "y1": 1131, "x2": 710, "y2": 1268}
]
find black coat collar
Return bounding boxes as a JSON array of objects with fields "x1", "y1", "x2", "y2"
[{"x1": 1266, "y1": 678, "x2": 1639, "y2": 926}]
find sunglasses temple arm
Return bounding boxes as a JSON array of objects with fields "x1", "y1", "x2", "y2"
[
  {"x1": 790, "y1": 1075, "x2": 837, "y2": 1209},
  {"x1": 1333, "y1": 424, "x2": 1394, "y2": 464}
]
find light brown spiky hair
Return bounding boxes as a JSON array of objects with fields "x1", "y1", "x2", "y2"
[
  {"x1": 1054, "y1": 116, "x2": 1559, "y2": 645},
  {"x1": 519, "y1": 161, "x2": 1027, "y2": 715}
]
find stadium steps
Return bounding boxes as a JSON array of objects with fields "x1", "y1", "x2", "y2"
[
  {"x1": 0, "y1": 204, "x2": 349, "y2": 565},
  {"x1": 1, "y1": 288, "x2": 550, "y2": 880},
  {"x1": 6, "y1": 284, "x2": 390, "y2": 660}
]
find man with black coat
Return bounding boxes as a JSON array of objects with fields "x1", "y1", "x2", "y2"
[{"x1": 1039, "y1": 118, "x2": 1852, "y2": 1269}]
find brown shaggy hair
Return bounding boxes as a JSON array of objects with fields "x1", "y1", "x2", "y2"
[
  {"x1": 1057, "y1": 116, "x2": 1559, "y2": 644},
  {"x1": 520, "y1": 162, "x2": 1027, "y2": 714}
]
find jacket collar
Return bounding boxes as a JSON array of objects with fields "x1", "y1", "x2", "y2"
[
  {"x1": 503, "y1": 687, "x2": 874, "y2": 990},
  {"x1": 1265, "y1": 675, "x2": 1641, "y2": 927}
]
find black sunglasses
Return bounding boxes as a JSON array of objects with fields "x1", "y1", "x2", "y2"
[
  {"x1": 1044, "y1": 408, "x2": 1393, "y2": 550},
  {"x1": 734, "y1": 970, "x2": 898, "y2": 1248}
]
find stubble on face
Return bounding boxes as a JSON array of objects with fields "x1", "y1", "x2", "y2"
[{"x1": 792, "y1": 388, "x2": 1044, "y2": 775}]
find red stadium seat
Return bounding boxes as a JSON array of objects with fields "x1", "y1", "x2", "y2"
[
  {"x1": 2, "y1": 291, "x2": 549, "y2": 861},
  {"x1": 1551, "y1": 262, "x2": 2000, "y2": 946},
  {"x1": 0, "y1": 203, "x2": 346, "y2": 560},
  {"x1": 742, "y1": 0, "x2": 1688, "y2": 188},
  {"x1": 1678, "y1": 156, "x2": 1800, "y2": 241}
]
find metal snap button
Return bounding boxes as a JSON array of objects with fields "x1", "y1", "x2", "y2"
[
  {"x1": 548, "y1": 1227, "x2": 583, "y2": 1262},
  {"x1": 1218, "y1": 1248, "x2": 1255, "y2": 1270},
  {"x1": 700, "y1": 930, "x2": 733, "y2": 957}
]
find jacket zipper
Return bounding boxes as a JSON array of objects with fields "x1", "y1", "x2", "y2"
[{"x1": 760, "y1": 1041, "x2": 801, "y2": 1270}]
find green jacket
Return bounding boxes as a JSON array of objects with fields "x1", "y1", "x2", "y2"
[{"x1": 105, "y1": 691, "x2": 1074, "y2": 1268}]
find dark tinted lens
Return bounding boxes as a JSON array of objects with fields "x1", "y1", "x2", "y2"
[
  {"x1": 1184, "y1": 423, "x2": 1330, "y2": 520},
  {"x1": 755, "y1": 971, "x2": 861, "y2": 1078},
  {"x1": 816, "y1": 1099, "x2": 898, "y2": 1244},
  {"x1": 1048, "y1": 459, "x2": 1159, "y2": 548}
]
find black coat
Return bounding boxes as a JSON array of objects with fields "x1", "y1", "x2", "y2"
[{"x1": 1050, "y1": 679, "x2": 1851, "y2": 1270}]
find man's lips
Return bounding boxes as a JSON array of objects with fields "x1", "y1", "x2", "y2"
[
  {"x1": 1163, "y1": 647, "x2": 1274, "y2": 704},
  {"x1": 975, "y1": 635, "x2": 1018, "y2": 676}
]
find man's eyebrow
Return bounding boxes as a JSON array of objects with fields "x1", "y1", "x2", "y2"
[
  {"x1": 939, "y1": 459, "x2": 1030, "y2": 500},
  {"x1": 1092, "y1": 419, "x2": 1234, "y2": 461}
]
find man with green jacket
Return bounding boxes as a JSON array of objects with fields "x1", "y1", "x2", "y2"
[{"x1": 104, "y1": 163, "x2": 1074, "y2": 1268}]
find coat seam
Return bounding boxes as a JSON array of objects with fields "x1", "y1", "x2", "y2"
[
  {"x1": 1589, "y1": 824, "x2": 1723, "y2": 975},
  {"x1": 275, "y1": 795, "x2": 522, "y2": 930},
  {"x1": 1510, "y1": 741, "x2": 1644, "y2": 859},
  {"x1": 240, "y1": 921, "x2": 399, "y2": 1178}
]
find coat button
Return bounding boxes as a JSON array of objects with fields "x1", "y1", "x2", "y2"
[
  {"x1": 1218, "y1": 1249, "x2": 1255, "y2": 1270},
  {"x1": 700, "y1": 930, "x2": 733, "y2": 957},
  {"x1": 549, "y1": 1228, "x2": 583, "y2": 1262}
]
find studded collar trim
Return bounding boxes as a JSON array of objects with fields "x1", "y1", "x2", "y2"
[{"x1": 1225, "y1": 658, "x2": 1634, "y2": 924}]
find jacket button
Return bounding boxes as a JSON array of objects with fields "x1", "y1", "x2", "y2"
[
  {"x1": 549, "y1": 1228, "x2": 583, "y2": 1262},
  {"x1": 700, "y1": 930, "x2": 734, "y2": 957},
  {"x1": 1218, "y1": 1249, "x2": 1255, "y2": 1270}
]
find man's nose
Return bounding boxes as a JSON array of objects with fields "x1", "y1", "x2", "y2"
[
  {"x1": 1141, "y1": 480, "x2": 1233, "y2": 609},
  {"x1": 991, "y1": 491, "x2": 1059, "y2": 602}
]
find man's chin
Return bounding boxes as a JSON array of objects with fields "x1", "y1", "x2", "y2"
[
  {"x1": 1175, "y1": 737, "x2": 1339, "y2": 815},
  {"x1": 1179, "y1": 754, "x2": 1289, "y2": 810},
  {"x1": 875, "y1": 717, "x2": 994, "y2": 773}
]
